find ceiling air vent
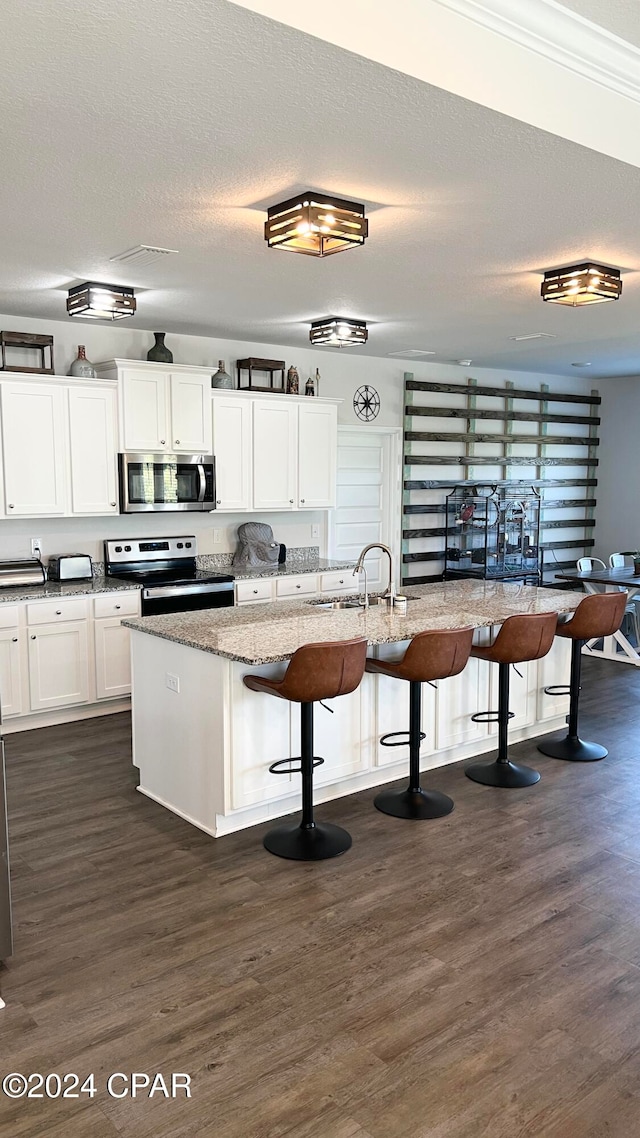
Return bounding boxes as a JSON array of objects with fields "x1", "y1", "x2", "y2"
[
  {"x1": 508, "y1": 333, "x2": 556, "y2": 342},
  {"x1": 110, "y1": 245, "x2": 179, "y2": 267},
  {"x1": 387, "y1": 349, "x2": 436, "y2": 358}
]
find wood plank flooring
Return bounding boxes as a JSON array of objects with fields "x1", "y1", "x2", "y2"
[{"x1": 2, "y1": 657, "x2": 640, "y2": 1136}]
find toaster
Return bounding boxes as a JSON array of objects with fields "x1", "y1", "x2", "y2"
[{"x1": 47, "y1": 554, "x2": 93, "y2": 581}]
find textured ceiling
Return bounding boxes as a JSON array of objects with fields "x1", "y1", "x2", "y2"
[
  {"x1": 2, "y1": 0, "x2": 640, "y2": 376},
  {"x1": 559, "y1": 0, "x2": 640, "y2": 49}
]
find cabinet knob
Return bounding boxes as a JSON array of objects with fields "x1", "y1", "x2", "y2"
[
  {"x1": 300, "y1": 498, "x2": 305, "y2": 504},
  {"x1": 253, "y1": 589, "x2": 258, "y2": 594},
  {"x1": 8, "y1": 504, "x2": 14, "y2": 509},
  {"x1": 296, "y1": 584, "x2": 301, "y2": 589},
  {"x1": 339, "y1": 579, "x2": 344, "y2": 584},
  {"x1": 160, "y1": 439, "x2": 166, "y2": 445},
  {"x1": 289, "y1": 499, "x2": 294, "y2": 504},
  {"x1": 56, "y1": 610, "x2": 62, "y2": 615},
  {"x1": 216, "y1": 500, "x2": 221, "y2": 505},
  {"x1": 12, "y1": 637, "x2": 17, "y2": 643},
  {"x1": 175, "y1": 439, "x2": 180, "y2": 445},
  {"x1": 30, "y1": 634, "x2": 36, "y2": 640},
  {"x1": 115, "y1": 604, "x2": 121, "y2": 610},
  {"x1": 110, "y1": 501, "x2": 116, "y2": 507}
]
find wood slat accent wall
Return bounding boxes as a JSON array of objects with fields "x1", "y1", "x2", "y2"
[{"x1": 402, "y1": 374, "x2": 601, "y2": 587}]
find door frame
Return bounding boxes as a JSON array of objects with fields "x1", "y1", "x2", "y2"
[{"x1": 328, "y1": 426, "x2": 403, "y2": 586}]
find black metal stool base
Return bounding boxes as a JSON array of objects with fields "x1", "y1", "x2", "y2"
[
  {"x1": 465, "y1": 759, "x2": 541, "y2": 788},
  {"x1": 263, "y1": 821, "x2": 352, "y2": 861},
  {"x1": 374, "y1": 786, "x2": 454, "y2": 820},
  {"x1": 537, "y1": 735, "x2": 607, "y2": 762}
]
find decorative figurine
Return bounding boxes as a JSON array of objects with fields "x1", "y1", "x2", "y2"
[
  {"x1": 314, "y1": 367, "x2": 321, "y2": 396},
  {"x1": 211, "y1": 359, "x2": 234, "y2": 389},
  {"x1": 147, "y1": 332, "x2": 173, "y2": 363},
  {"x1": 286, "y1": 365, "x2": 300, "y2": 394},
  {"x1": 305, "y1": 374, "x2": 315, "y2": 397},
  {"x1": 68, "y1": 345, "x2": 97, "y2": 378}
]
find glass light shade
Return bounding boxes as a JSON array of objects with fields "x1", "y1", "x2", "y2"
[
  {"x1": 541, "y1": 263, "x2": 621, "y2": 306},
  {"x1": 310, "y1": 317, "x2": 368, "y2": 346},
  {"x1": 67, "y1": 282, "x2": 137, "y2": 319},
  {"x1": 265, "y1": 192, "x2": 368, "y2": 256}
]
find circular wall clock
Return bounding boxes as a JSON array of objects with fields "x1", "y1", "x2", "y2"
[{"x1": 353, "y1": 385, "x2": 380, "y2": 422}]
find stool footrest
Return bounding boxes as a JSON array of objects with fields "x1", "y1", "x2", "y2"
[
  {"x1": 269, "y1": 756, "x2": 324, "y2": 775},
  {"x1": 380, "y1": 730, "x2": 427, "y2": 748},
  {"x1": 471, "y1": 709, "x2": 515, "y2": 724},
  {"x1": 543, "y1": 685, "x2": 571, "y2": 697}
]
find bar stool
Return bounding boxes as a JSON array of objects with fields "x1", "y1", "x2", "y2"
[
  {"x1": 538, "y1": 591, "x2": 626, "y2": 762},
  {"x1": 465, "y1": 611, "x2": 558, "y2": 788},
  {"x1": 243, "y1": 637, "x2": 367, "y2": 860},
  {"x1": 364, "y1": 627, "x2": 474, "y2": 819}
]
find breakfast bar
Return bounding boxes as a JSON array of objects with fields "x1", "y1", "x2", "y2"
[{"x1": 124, "y1": 579, "x2": 586, "y2": 837}]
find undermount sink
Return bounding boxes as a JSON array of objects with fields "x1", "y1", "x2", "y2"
[{"x1": 306, "y1": 598, "x2": 364, "y2": 610}]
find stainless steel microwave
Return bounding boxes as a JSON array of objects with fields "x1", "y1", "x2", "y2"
[{"x1": 118, "y1": 453, "x2": 216, "y2": 512}]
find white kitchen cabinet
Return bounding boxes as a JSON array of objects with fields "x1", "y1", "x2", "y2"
[
  {"x1": 1, "y1": 382, "x2": 67, "y2": 515},
  {"x1": 212, "y1": 395, "x2": 252, "y2": 510},
  {"x1": 435, "y1": 656, "x2": 489, "y2": 750},
  {"x1": 229, "y1": 662, "x2": 294, "y2": 810},
  {"x1": 373, "y1": 642, "x2": 437, "y2": 769},
  {"x1": 68, "y1": 386, "x2": 118, "y2": 514},
  {"x1": 28, "y1": 621, "x2": 90, "y2": 711},
  {"x1": 537, "y1": 635, "x2": 572, "y2": 721},
  {"x1": 488, "y1": 658, "x2": 536, "y2": 735},
  {"x1": 120, "y1": 368, "x2": 170, "y2": 452},
  {"x1": 297, "y1": 401, "x2": 337, "y2": 508},
  {"x1": 0, "y1": 627, "x2": 24, "y2": 718},
  {"x1": 169, "y1": 373, "x2": 211, "y2": 453},
  {"x1": 252, "y1": 400, "x2": 298, "y2": 511},
  {"x1": 95, "y1": 618, "x2": 132, "y2": 699}
]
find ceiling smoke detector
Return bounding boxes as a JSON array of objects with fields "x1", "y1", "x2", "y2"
[{"x1": 110, "y1": 245, "x2": 179, "y2": 267}]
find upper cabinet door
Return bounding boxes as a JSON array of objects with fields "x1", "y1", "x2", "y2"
[
  {"x1": 68, "y1": 386, "x2": 118, "y2": 515},
  {"x1": 297, "y1": 402, "x2": 337, "y2": 509},
  {"x1": 121, "y1": 369, "x2": 169, "y2": 451},
  {"x1": 169, "y1": 373, "x2": 211, "y2": 453},
  {"x1": 1, "y1": 383, "x2": 67, "y2": 515},
  {"x1": 212, "y1": 395, "x2": 252, "y2": 510},
  {"x1": 252, "y1": 400, "x2": 298, "y2": 511}
]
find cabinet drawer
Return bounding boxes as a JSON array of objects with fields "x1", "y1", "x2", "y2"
[
  {"x1": 0, "y1": 606, "x2": 19, "y2": 629},
  {"x1": 94, "y1": 592, "x2": 140, "y2": 619},
  {"x1": 320, "y1": 571, "x2": 358, "y2": 595},
  {"x1": 27, "y1": 598, "x2": 89, "y2": 626},
  {"x1": 235, "y1": 579, "x2": 275, "y2": 604},
  {"x1": 275, "y1": 575, "x2": 318, "y2": 598}
]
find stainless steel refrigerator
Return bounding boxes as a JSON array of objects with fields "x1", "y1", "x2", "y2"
[{"x1": 0, "y1": 720, "x2": 13, "y2": 961}]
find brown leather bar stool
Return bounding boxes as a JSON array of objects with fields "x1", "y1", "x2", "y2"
[
  {"x1": 243, "y1": 637, "x2": 367, "y2": 860},
  {"x1": 365, "y1": 627, "x2": 474, "y2": 819},
  {"x1": 538, "y1": 591, "x2": 626, "y2": 762},
  {"x1": 466, "y1": 611, "x2": 558, "y2": 788}
]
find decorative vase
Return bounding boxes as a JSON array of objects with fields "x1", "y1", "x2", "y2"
[
  {"x1": 68, "y1": 345, "x2": 97, "y2": 378},
  {"x1": 147, "y1": 332, "x2": 173, "y2": 363},
  {"x1": 286, "y1": 365, "x2": 299, "y2": 395},
  {"x1": 211, "y1": 359, "x2": 234, "y2": 389},
  {"x1": 305, "y1": 374, "x2": 315, "y2": 397}
]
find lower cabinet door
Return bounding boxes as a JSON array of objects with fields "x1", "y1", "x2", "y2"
[
  {"x1": 373, "y1": 643, "x2": 437, "y2": 769},
  {"x1": 229, "y1": 663, "x2": 293, "y2": 810},
  {"x1": 95, "y1": 618, "x2": 131, "y2": 699},
  {"x1": 435, "y1": 655, "x2": 490, "y2": 751},
  {"x1": 0, "y1": 628, "x2": 23, "y2": 718},
  {"x1": 537, "y1": 636, "x2": 572, "y2": 721},
  {"x1": 28, "y1": 622, "x2": 89, "y2": 711}
]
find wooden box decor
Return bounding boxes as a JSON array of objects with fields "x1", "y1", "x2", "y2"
[
  {"x1": 264, "y1": 191, "x2": 368, "y2": 257},
  {"x1": 541, "y1": 262, "x2": 622, "y2": 306},
  {"x1": 237, "y1": 358, "x2": 285, "y2": 393},
  {"x1": 310, "y1": 316, "x2": 368, "y2": 346},
  {"x1": 67, "y1": 281, "x2": 136, "y2": 320},
  {"x1": 0, "y1": 331, "x2": 54, "y2": 374}
]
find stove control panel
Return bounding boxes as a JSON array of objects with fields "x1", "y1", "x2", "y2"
[{"x1": 105, "y1": 536, "x2": 198, "y2": 565}]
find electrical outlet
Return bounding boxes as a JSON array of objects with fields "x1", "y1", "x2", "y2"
[
  {"x1": 311, "y1": 524, "x2": 320, "y2": 540},
  {"x1": 165, "y1": 673, "x2": 180, "y2": 694},
  {"x1": 31, "y1": 538, "x2": 42, "y2": 559},
  {"x1": 213, "y1": 528, "x2": 222, "y2": 544}
]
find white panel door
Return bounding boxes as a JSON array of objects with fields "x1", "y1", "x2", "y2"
[
  {"x1": 0, "y1": 628, "x2": 23, "y2": 717},
  {"x1": 252, "y1": 400, "x2": 297, "y2": 511},
  {"x1": 121, "y1": 369, "x2": 169, "y2": 451},
  {"x1": 170, "y1": 373, "x2": 211, "y2": 453},
  {"x1": 1, "y1": 383, "x2": 67, "y2": 515},
  {"x1": 95, "y1": 618, "x2": 131, "y2": 699},
  {"x1": 68, "y1": 386, "x2": 118, "y2": 514},
  {"x1": 297, "y1": 402, "x2": 337, "y2": 508},
  {"x1": 328, "y1": 428, "x2": 400, "y2": 592},
  {"x1": 28, "y1": 622, "x2": 90, "y2": 710},
  {"x1": 212, "y1": 395, "x2": 252, "y2": 510}
]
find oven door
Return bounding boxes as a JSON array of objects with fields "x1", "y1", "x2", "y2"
[
  {"x1": 119, "y1": 454, "x2": 215, "y2": 512},
  {"x1": 141, "y1": 581, "x2": 235, "y2": 616}
]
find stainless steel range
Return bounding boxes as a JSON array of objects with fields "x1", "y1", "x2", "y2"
[{"x1": 104, "y1": 536, "x2": 234, "y2": 616}]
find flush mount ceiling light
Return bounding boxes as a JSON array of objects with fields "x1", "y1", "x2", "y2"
[
  {"x1": 310, "y1": 317, "x2": 368, "y2": 347},
  {"x1": 265, "y1": 192, "x2": 368, "y2": 256},
  {"x1": 67, "y1": 281, "x2": 137, "y2": 320},
  {"x1": 541, "y1": 262, "x2": 622, "y2": 306}
]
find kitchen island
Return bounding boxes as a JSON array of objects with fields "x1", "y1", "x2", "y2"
[{"x1": 124, "y1": 580, "x2": 585, "y2": 837}]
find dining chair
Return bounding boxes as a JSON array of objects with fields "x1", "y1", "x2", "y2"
[
  {"x1": 576, "y1": 556, "x2": 640, "y2": 645},
  {"x1": 609, "y1": 553, "x2": 640, "y2": 644}
]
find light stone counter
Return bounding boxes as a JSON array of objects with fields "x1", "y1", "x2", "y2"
[
  {"x1": 0, "y1": 575, "x2": 141, "y2": 604},
  {"x1": 124, "y1": 579, "x2": 586, "y2": 665}
]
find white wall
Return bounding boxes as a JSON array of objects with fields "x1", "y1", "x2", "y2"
[
  {"x1": 593, "y1": 375, "x2": 639, "y2": 560},
  {"x1": 0, "y1": 311, "x2": 597, "y2": 564}
]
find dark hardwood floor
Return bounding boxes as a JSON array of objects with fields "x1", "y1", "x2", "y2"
[{"x1": 2, "y1": 657, "x2": 640, "y2": 1136}]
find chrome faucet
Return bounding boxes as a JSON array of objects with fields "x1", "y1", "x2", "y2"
[{"x1": 353, "y1": 543, "x2": 396, "y2": 607}]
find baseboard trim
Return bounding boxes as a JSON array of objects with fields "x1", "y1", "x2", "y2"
[{"x1": 1, "y1": 698, "x2": 131, "y2": 734}]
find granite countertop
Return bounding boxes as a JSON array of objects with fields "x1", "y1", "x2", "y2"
[
  {"x1": 0, "y1": 575, "x2": 140, "y2": 603},
  {"x1": 231, "y1": 557, "x2": 356, "y2": 581},
  {"x1": 123, "y1": 579, "x2": 587, "y2": 666}
]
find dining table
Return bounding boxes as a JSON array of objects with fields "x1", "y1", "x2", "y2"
[{"x1": 555, "y1": 567, "x2": 640, "y2": 666}]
